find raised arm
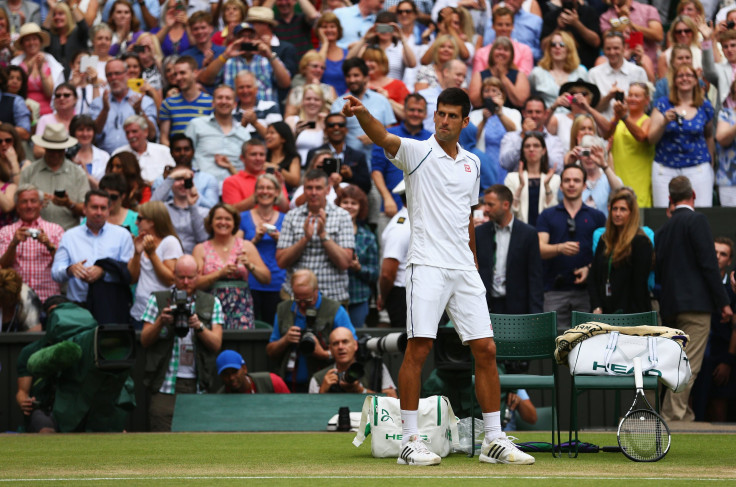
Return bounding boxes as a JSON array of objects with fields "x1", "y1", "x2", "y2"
[{"x1": 342, "y1": 95, "x2": 401, "y2": 157}]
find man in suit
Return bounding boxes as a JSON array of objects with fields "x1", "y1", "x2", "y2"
[
  {"x1": 655, "y1": 176, "x2": 733, "y2": 422},
  {"x1": 476, "y1": 184, "x2": 543, "y2": 314},
  {"x1": 305, "y1": 112, "x2": 371, "y2": 195}
]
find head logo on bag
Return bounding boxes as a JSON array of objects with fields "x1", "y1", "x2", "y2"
[
  {"x1": 385, "y1": 434, "x2": 428, "y2": 441},
  {"x1": 592, "y1": 361, "x2": 662, "y2": 376}
]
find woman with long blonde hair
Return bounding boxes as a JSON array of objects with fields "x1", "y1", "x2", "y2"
[
  {"x1": 529, "y1": 30, "x2": 587, "y2": 111},
  {"x1": 128, "y1": 200, "x2": 183, "y2": 329},
  {"x1": 588, "y1": 187, "x2": 652, "y2": 314},
  {"x1": 44, "y1": 1, "x2": 89, "y2": 75}
]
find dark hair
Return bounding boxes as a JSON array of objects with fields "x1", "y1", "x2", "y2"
[
  {"x1": 267, "y1": 121, "x2": 299, "y2": 167},
  {"x1": 304, "y1": 168, "x2": 328, "y2": 185},
  {"x1": 325, "y1": 112, "x2": 347, "y2": 123},
  {"x1": 396, "y1": 0, "x2": 417, "y2": 13},
  {"x1": 561, "y1": 162, "x2": 587, "y2": 183},
  {"x1": 437, "y1": 87, "x2": 470, "y2": 118},
  {"x1": 715, "y1": 236, "x2": 735, "y2": 260},
  {"x1": 84, "y1": 188, "x2": 111, "y2": 205},
  {"x1": 120, "y1": 51, "x2": 141, "y2": 66},
  {"x1": 108, "y1": 0, "x2": 140, "y2": 32},
  {"x1": 98, "y1": 173, "x2": 128, "y2": 195},
  {"x1": 669, "y1": 175, "x2": 693, "y2": 203},
  {"x1": 169, "y1": 133, "x2": 194, "y2": 152},
  {"x1": 105, "y1": 152, "x2": 148, "y2": 209},
  {"x1": 4, "y1": 66, "x2": 29, "y2": 98},
  {"x1": 54, "y1": 82, "x2": 77, "y2": 99},
  {"x1": 520, "y1": 132, "x2": 549, "y2": 174},
  {"x1": 405, "y1": 92, "x2": 427, "y2": 108},
  {"x1": 523, "y1": 95, "x2": 547, "y2": 112},
  {"x1": 485, "y1": 184, "x2": 513, "y2": 204},
  {"x1": 69, "y1": 114, "x2": 96, "y2": 137},
  {"x1": 204, "y1": 203, "x2": 241, "y2": 237},
  {"x1": 342, "y1": 57, "x2": 368, "y2": 77},
  {"x1": 337, "y1": 184, "x2": 369, "y2": 221},
  {"x1": 188, "y1": 10, "x2": 213, "y2": 27},
  {"x1": 241, "y1": 137, "x2": 267, "y2": 157},
  {"x1": 175, "y1": 55, "x2": 198, "y2": 72},
  {"x1": 0, "y1": 123, "x2": 26, "y2": 171}
]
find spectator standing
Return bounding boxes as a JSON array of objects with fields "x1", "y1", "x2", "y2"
[
  {"x1": 541, "y1": 0, "x2": 601, "y2": 69},
  {"x1": 0, "y1": 185, "x2": 62, "y2": 302},
  {"x1": 158, "y1": 56, "x2": 212, "y2": 146},
  {"x1": 43, "y1": 1, "x2": 89, "y2": 78},
  {"x1": 20, "y1": 123, "x2": 89, "y2": 230},
  {"x1": 180, "y1": 11, "x2": 225, "y2": 74},
  {"x1": 529, "y1": 30, "x2": 588, "y2": 111},
  {"x1": 193, "y1": 204, "x2": 271, "y2": 330},
  {"x1": 599, "y1": 0, "x2": 663, "y2": 66},
  {"x1": 154, "y1": 0, "x2": 192, "y2": 57},
  {"x1": 113, "y1": 115, "x2": 175, "y2": 184},
  {"x1": 333, "y1": 0, "x2": 383, "y2": 49},
  {"x1": 211, "y1": 0, "x2": 246, "y2": 46},
  {"x1": 273, "y1": 0, "x2": 321, "y2": 59},
  {"x1": 483, "y1": 0, "x2": 543, "y2": 61},
  {"x1": 474, "y1": 7, "x2": 534, "y2": 78},
  {"x1": 233, "y1": 70, "x2": 283, "y2": 141},
  {"x1": 716, "y1": 80, "x2": 736, "y2": 206},
  {"x1": 105, "y1": 0, "x2": 145, "y2": 56},
  {"x1": 316, "y1": 13, "x2": 348, "y2": 97}
]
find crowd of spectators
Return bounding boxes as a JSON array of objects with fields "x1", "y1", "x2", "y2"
[{"x1": 2, "y1": 0, "x2": 736, "y2": 430}]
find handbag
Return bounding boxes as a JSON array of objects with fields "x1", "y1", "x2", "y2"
[
  {"x1": 352, "y1": 395, "x2": 459, "y2": 458},
  {"x1": 567, "y1": 331, "x2": 692, "y2": 392}
]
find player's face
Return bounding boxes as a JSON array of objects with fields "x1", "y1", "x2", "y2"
[{"x1": 433, "y1": 103, "x2": 468, "y2": 143}]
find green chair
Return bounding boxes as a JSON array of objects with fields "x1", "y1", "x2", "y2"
[
  {"x1": 491, "y1": 311, "x2": 561, "y2": 457},
  {"x1": 568, "y1": 311, "x2": 659, "y2": 457},
  {"x1": 253, "y1": 320, "x2": 273, "y2": 330}
]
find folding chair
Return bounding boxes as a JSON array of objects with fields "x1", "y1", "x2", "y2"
[{"x1": 568, "y1": 310, "x2": 660, "y2": 457}]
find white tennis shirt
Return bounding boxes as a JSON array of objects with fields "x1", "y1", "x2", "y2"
[{"x1": 388, "y1": 135, "x2": 481, "y2": 271}]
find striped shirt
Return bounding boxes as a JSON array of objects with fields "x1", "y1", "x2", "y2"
[
  {"x1": 159, "y1": 91, "x2": 214, "y2": 136},
  {"x1": 222, "y1": 55, "x2": 276, "y2": 104}
]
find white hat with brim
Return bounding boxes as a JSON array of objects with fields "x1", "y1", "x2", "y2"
[
  {"x1": 31, "y1": 123, "x2": 78, "y2": 150},
  {"x1": 244, "y1": 6, "x2": 278, "y2": 27},
  {"x1": 14, "y1": 23, "x2": 51, "y2": 51}
]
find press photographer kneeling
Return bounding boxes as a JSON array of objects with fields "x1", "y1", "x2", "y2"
[
  {"x1": 309, "y1": 328, "x2": 398, "y2": 397},
  {"x1": 140, "y1": 255, "x2": 224, "y2": 432}
]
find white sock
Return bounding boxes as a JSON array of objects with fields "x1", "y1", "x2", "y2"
[
  {"x1": 483, "y1": 411, "x2": 504, "y2": 442},
  {"x1": 401, "y1": 409, "x2": 418, "y2": 445}
]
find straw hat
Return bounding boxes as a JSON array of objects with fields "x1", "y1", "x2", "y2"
[
  {"x1": 31, "y1": 123, "x2": 78, "y2": 150},
  {"x1": 245, "y1": 7, "x2": 278, "y2": 27},
  {"x1": 14, "y1": 23, "x2": 51, "y2": 51}
]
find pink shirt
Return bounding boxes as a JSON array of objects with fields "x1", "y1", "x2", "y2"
[
  {"x1": 600, "y1": 1, "x2": 661, "y2": 65},
  {"x1": 473, "y1": 40, "x2": 533, "y2": 76}
]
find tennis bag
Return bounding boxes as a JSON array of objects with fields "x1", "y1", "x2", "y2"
[
  {"x1": 352, "y1": 395, "x2": 459, "y2": 458},
  {"x1": 568, "y1": 331, "x2": 692, "y2": 392}
]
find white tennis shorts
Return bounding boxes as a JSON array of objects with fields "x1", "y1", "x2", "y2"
[{"x1": 405, "y1": 264, "x2": 493, "y2": 343}]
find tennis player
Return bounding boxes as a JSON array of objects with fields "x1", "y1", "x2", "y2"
[{"x1": 342, "y1": 88, "x2": 535, "y2": 466}]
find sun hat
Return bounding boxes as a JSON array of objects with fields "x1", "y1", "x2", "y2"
[
  {"x1": 31, "y1": 123, "x2": 78, "y2": 150},
  {"x1": 14, "y1": 23, "x2": 51, "y2": 51}
]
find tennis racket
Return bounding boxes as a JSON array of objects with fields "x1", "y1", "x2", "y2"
[{"x1": 617, "y1": 357, "x2": 671, "y2": 462}]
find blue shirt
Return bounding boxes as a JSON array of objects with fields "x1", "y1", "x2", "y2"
[
  {"x1": 536, "y1": 203, "x2": 606, "y2": 292},
  {"x1": 653, "y1": 97, "x2": 714, "y2": 168},
  {"x1": 240, "y1": 211, "x2": 287, "y2": 295},
  {"x1": 333, "y1": 5, "x2": 377, "y2": 49},
  {"x1": 184, "y1": 114, "x2": 251, "y2": 185},
  {"x1": 269, "y1": 292, "x2": 357, "y2": 384},
  {"x1": 0, "y1": 92, "x2": 31, "y2": 133},
  {"x1": 51, "y1": 222, "x2": 135, "y2": 302},
  {"x1": 331, "y1": 90, "x2": 396, "y2": 164},
  {"x1": 88, "y1": 90, "x2": 158, "y2": 155},
  {"x1": 159, "y1": 91, "x2": 213, "y2": 137},
  {"x1": 371, "y1": 123, "x2": 432, "y2": 211},
  {"x1": 716, "y1": 108, "x2": 736, "y2": 186},
  {"x1": 151, "y1": 172, "x2": 220, "y2": 209},
  {"x1": 483, "y1": 10, "x2": 543, "y2": 61}
]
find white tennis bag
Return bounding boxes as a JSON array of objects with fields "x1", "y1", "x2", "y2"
[
  {"x1": 352, "y1": 395, "x2": 459, "y2": 458},
  {"x1": 568, "y1": 331, "x2": 692, "y2": 392}
]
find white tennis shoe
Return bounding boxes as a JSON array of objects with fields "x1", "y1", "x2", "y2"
[
  {"x1": 397, "y1": 435, "x2": 441, "y2": 466},
  {"x1": 479, "y1": 435, "x2": 535, "y2": 465}
]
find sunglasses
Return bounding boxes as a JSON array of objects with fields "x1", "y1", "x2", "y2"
[
  {"x1": 326, "y1": 122, "x2": 347, "y2": 128},
  {"x1": 550, "y1": 41, "x2": 566, "y2": 48},
  {"x1": 55, "y1": 92, "x2": 74, "y2": 98},
  {"x1": 108, "y1": 193, "x2": 120, "y2": 201},
  {"x1": 674, "y1": 29, "x2": 693, "y2": 35},
  {"x1": 0, "y1": 137, "x2": 13, "y2": 144},
  {"x1": 397, "y1": 9, "x2": 414, "y2": 14}
]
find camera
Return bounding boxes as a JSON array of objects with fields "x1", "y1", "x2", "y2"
[
  {"x1": 356, "y1": 332, "x2": 407, "y2": 362},
  {"x1": 322, "y1": 157, "x2": 339, "y2": 175},
  {"x1": 330, "y1": 362, "x2": 365, "y2": 392},
  {"x1": 27, "y1": 228, "x2": 40, "y2": 239},
  {"x1": 132, "y1": 45, "x2": 146, "y2": 54},
  {"x1": 614, "y1": 92, "x2": 625, "y2": 103},
  {"x1": 54, "y1": 189, "x2": 67, "y2": 199},
  {"x1": 675, "y1": 114, "x2": 684, "y2": 126},
  {"x1": 240, "y1": 42, "x2": 258, "y2": 52},
  {"x1": 298, "y1": 309, "x2": 319, "y2": 354},
  {"x1": 483, "y1": 97, "x2": 498, "y2": 114},
  {"x1": 728, "y1": 20, "x2": 735, "y2": 30},
  {"x1": 306, "y1": 121, "x2": 317, "y2": 129},
  {"x1": 183, "y1": 178, "x2": 194, "y2": 190},
  {"x1": 375, "y1": 23, "x2": 393, "y2": 34},
  {"x1": 263, "y1": 223, "x2": 277, "y2": 235},
  {"x1": 581, "y1": 148, "x2": 590, "y2": 157},
  {"x1": 265, "y1": 166, "x2": 275, "y2": 174},
  {"x1": 66, "y1": 143, "x2": 81, "y2": 160},
  {"x1": 169, "y1": 288, "x2": 194, "y2": 337}
]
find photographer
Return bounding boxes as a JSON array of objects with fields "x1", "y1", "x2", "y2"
[
  {"x1": 140, "y1": 255, "x2": 224, "y2": 431},
  {"x1": 266, "y1": 269, "x2": 356, "y2": 392},
  {"x1": 0, "y1": 185, "x2": 63, "y2": 302},
  {"x1": 309, "y1": 327, "x2": 397, "y2": 397}
]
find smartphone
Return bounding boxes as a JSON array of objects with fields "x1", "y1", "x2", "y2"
[
  {"x1": 132, "y1": 45, "x2": 146, "y2": 54},
  {"x1": 54, "y1": 189, "x2": 67, "y2": 198},
  {"x1": 183, "y1": 178, "x2": 194, "y2": 189},
  {"x1": 473, "y1": 209, "x2": 484, "y2": 220},
  {"x1": 127, "y1": 78, "x2": 144, "y2": 93},
  {"x1": 322, "y1": 157, "x2": 339, "y2": 175},
  {"x1": 376, "y1": 24, "x2": 393, "y2": 34},
  {"x1": 627, "y1": 31, "x2": 644, "y2": 49},
  {"x1": 240, "y1": 42, "x2": 258, "y2": 52},
  {"x1": 265, "y1": 166, "x2": 275, "y2": 174},
  {"x1": 483, "y1": 98, "x2": 498, "y2": 114},
  {"x1": 306, "y1": 121, "x2": 316, "y2": 129},
  {"x1": 175, "y1": 0, "x2": 186, "y2": 11},
  {"x1": 614, "y1": 91, "x2": 625, "y2": 103}
]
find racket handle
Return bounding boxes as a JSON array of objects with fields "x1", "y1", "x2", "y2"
[{"x1": 633, "y1": 357, "x2": 643, "y2": 389}]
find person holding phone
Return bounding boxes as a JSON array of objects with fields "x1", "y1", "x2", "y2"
[
  {"x1": 286, "y1": 84, "x2": 329, "y2": 165},
  {"x1": 264, "y1": 122, "x2": 301, "y2": 191},
  {"x1": 657, "y1": 15, "x2": 702, "y2": 79},
  {"x1": 289, "y1": 150, "x2": 345, "y2": 209},
  {"x1": 346, "y1": 11, "x2": 416, "y2": 82},
  {"x1": 540, "y1": 0, "x2": 601, "y2": 69},
  {"x1": 154, "y1": 0, "x2": 192, "y2": 56}
]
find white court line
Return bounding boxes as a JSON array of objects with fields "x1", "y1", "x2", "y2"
[{"x1": 0, "y1": 476, "x2": 733, "y2": 482}]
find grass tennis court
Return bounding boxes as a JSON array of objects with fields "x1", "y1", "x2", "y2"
[{"x1": 1, "y1": 431, "x2": 735, "y2": 486}]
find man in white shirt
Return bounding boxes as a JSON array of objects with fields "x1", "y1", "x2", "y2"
[
  {"x1": 113, "y1": 115, "x2": 175, "y2": 184},
  {"x1": 588, "y1": 31, "x2": 648, "y2": 118}
]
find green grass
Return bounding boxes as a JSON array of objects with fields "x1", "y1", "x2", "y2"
[{"x1": 1, "y1": 432, "x2": 735, "y2": 486}]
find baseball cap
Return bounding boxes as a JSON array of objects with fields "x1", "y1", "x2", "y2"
[
  {"x1": 216, "y1": 350, "x2": 245, "y2": 374},
  {"x1": 232, "y1": 22, "x2": 255, "y2": 36}
]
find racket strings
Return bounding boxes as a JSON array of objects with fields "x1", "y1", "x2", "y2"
[{"x1": 619, "y1": 409, "x2": 670, "y2": 461}]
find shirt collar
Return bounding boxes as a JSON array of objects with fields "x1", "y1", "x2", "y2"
[
  {"x1": 494, "y1": 215, "x2": 514, "y2": 233},
  {"x1": 430, "y1": 135, "x2": 467, "y2": 162}
]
